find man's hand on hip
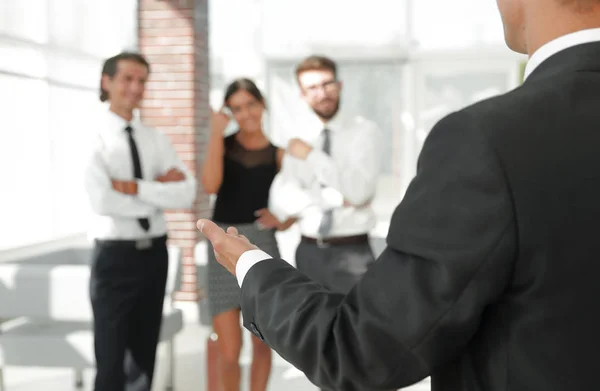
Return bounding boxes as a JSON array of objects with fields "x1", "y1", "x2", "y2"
[{"x1": 197, "y1": 219, "x2": 259, "y2": 275}]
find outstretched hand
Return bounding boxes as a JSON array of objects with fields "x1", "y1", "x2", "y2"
[{"x1": 197, "y1": 219, "x2": 259, "y2": 275}]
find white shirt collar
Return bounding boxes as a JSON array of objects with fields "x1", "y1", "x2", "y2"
[
  {"x1": 105, "y1": 108, "x2": 143, "y2": 134},
  {"x1": 321, "y1": 108, "x2": 346, "y2": 132},
  {"x1": 524, "y1": 28, "x2": 600, "y2": 81}
]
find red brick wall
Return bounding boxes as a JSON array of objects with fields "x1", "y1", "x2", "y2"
[{"x1": 138, "y1": 0, "x2": 211, "y2": 301}]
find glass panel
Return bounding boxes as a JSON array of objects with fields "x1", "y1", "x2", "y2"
[
  {"x1": 411, "y1": 0, "x2": 504, "y2": 49},
  {"x1": 48, "y1": 0, "x2": 137, "y2": 55},
  {"x1": 0, "y1": 0, "x2": 139, "y2": 250},
  {"x1": 0, "y1": 37, "x2": 47, "y2": 77},
  {"x1": 0, "y1": 0, "x2": 49, "y2": 43},
  {"x1": 80, "y1": 0, "x2": 138, "y2": 57},
  {"x1": 47, "y1": 86, "x2": 100, "y2": 237},
  {"x1": 46, "y1": 51, "x2": 101, "y2": 90},
  {"x1": 261, "y1": 0, "x2": 408, "y2": 55},
  {"x1": 414, "y1": 59, "x2": 517, "y2": 154},
  {"x1": 48, "y1": 0, "x2": 83, "y2": 49},
  {"x1": 0, "y1": 74, "x2": 52, "y2": 250}
]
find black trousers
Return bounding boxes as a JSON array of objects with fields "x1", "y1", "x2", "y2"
[{"x1": 90, "y1": 236, "x2": 169, "y2": 391}]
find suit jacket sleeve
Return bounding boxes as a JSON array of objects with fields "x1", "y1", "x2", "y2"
[{"x1": 239, "y1": 110, "x2": 517, "y2": 390}]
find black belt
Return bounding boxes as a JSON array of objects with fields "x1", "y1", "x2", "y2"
[
  {"x1": 95, "y1": 235, "x2": 167, "y2": 250},
  {"x1": 301, "y1": 234, "x2": 369, "y2": 247}
]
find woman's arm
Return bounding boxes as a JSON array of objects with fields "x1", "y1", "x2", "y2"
[{"x1": 201, "y1": 111, "x2": 230, "y2": 194}]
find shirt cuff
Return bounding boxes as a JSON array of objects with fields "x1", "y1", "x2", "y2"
[
  {"x1": 236, "y1": 249, "x2": 273, "y2": 287},
  {"x1": 321, "y1": 186, "x2": 344, "y2": 209}
]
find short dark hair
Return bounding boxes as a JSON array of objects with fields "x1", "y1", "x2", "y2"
[
  {"x1": 99, "y1": 52, "x2": 150, "y2": 102},
  {"x1": 223, "y1": 78, "x2": 266, "y2": 108},
  {"x1": 295, "y1": 55, "x2": 338, "y2": 84}
]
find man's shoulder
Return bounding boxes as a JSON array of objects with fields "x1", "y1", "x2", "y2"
[
  {"x1": 459, "y1": 80, "x2": 553, "y2": 122},
  {"x1": 425, "y1": 82, "x2": 560, "y2": 158}
]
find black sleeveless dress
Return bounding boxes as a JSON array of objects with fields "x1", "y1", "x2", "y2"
[{"x1": 206, "y1": 134, "x2": 281, "y2": 316}]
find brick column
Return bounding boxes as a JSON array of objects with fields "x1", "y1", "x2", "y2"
[{"x1": 138, "y1": 0, "x2": 211, "y2": 301}]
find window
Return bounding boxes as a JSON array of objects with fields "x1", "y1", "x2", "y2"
[
  {"x1": 0, "y1": 36, "x2": 47, "y2": 78},
  {"x1": 0, "y1": 0, "x2": 137, "y2": 251},
  {"x1": 412, "y1": 0, "x2": 505, "y2": 49},
  {"x1": 0, "y1": 0, "x2": 49, "y2": 44},
  {"x1": 0, "y1": 75, "x2": 52, "y2": 249},
  {"x1": 47, "y1": 85, "x2": 100, "y2": 238}
]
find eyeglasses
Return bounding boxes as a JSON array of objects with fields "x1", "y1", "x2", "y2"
[{"x1": 303, "y1": 79, "x2": 339, "y2": 95}]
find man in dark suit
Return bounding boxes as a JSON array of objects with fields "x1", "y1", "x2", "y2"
[{"x1": 198, "y1": 1, "x2": 600, "y2": 389}]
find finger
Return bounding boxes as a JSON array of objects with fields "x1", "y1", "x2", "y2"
[
  {"x1": 197, "y1": 219, "x2": 226, "y2": 244},
  {"x1": 239, "y1": 234, "x2": 250, "y2": 243},
  {"x1": 254, "y1": 208, "x2": 267, "y2": 216},
  {"x1": 226, "y1": 226, "x2": 239, "y2": 236}
]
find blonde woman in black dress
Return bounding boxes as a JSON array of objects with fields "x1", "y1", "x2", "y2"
[{"x1": 201, "y1": 78, "x2": 295, "y2": 391}]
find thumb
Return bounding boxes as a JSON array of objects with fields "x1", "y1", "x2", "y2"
[
  {"x1": 254, "y1": 208, "x2": 267, "y2": 217},
  {"x1": 197, "y1": 219, "x2": 225, "y2": 243}
]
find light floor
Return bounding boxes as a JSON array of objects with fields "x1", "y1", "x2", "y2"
[{"x1": 1, "y1": 320, "x2": 431, "y2": 391}]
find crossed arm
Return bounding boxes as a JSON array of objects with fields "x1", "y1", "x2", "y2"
[
  {"x1": 269, "y1": 125, "x2": 382, "y2": 222},
  {"x1": 84, "y1": 132, "x2": 197, "y2": 217}
]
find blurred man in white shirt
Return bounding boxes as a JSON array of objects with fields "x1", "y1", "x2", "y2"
[
  {"x1": 268, "y1": 55, "x2": 382, "y2": 295},
  {"x1": 84, "y1": 52, "x2": 196, "y2": 391}
]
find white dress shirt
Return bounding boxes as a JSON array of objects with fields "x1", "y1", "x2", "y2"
[
  {"x1": 84, "y1": 109, "x2": 196, "y2": 240},
  {"x1": 523, "y1": 28, "x2": 600, "y2": 81},
  {"x1": 269, "y1": 112, "x2": 382, "y2": 238},
  {"x1": 236, "y1": 111, "x2": 382, "y2": 286}
]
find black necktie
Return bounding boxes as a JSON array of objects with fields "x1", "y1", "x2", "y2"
[
  {"x1": 125, "y1": 125, "x2": 150, "y2": 231},
  {"x1": 318, "y1": 128, "x2": 333, "y2": 236}
]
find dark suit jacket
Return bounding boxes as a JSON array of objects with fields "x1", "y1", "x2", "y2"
[{"x1": 240, "y1": 42, "x2": 600, "y2": 391}]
